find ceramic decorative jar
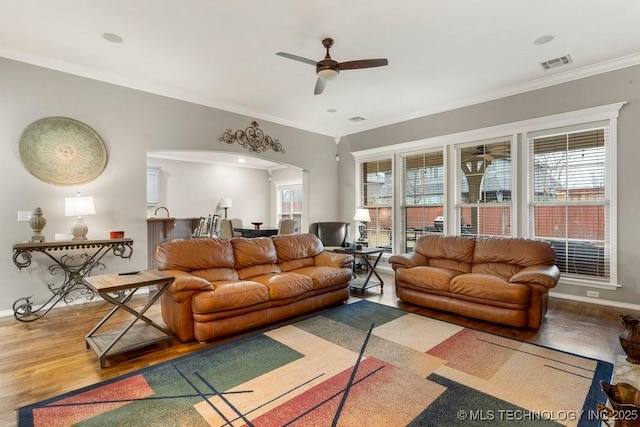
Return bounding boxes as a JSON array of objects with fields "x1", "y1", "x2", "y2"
[
  {"x1": 29, "y1": 207, "x2": 46, "y2": 242},
  {"x1": 599, "y1": 380, "x2": 640, "y2": 427},
  {"x1": 620, "y1": 314, "x2": 640, "y2": 364}
]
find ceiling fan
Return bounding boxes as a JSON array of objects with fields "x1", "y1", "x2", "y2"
[
  {"x1": 463, "y1": 144, "x2": 511, "y2": 162},
  {"x1": 276, "y1": 37, "x2": 388, "y2": 95}
]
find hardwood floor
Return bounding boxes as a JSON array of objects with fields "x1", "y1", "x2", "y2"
[{"x1": 1, "y1": 270, "x2": 635, "y2": 425}]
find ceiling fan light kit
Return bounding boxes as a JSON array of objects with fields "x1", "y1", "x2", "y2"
[
  {"x1": 276, "y1": 37, "x2": 388, "y2": 95},
  {"x1": 317, "y1": 68, "x2": 339, "y2": 81}
]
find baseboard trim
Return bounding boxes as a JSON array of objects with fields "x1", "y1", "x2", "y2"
[
  {"x1": 550, "y1": 291, "x2": 640, "y2": 312},
  {"x1": 0, "y1": 288, "x2": 150, "y2": 319}
]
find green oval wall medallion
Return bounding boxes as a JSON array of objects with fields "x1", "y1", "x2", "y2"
[{"x1": 18, "y1": 117, "x2": 107, "y2": 186}]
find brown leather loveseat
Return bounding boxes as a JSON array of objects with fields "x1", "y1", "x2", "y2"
[
  {"x1": 389, "y1": 235, "x2": 560, "y2": 329},
  {"x1": 155, "y1": 233, "x2": 353, "y2": 342}
]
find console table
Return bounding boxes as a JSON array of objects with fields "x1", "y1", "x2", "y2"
[{"x1": 12, "y1": 238, "x2": 134, "y2": 322}]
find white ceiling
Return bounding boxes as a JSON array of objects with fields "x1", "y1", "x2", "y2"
[{"x1": 2, "y1": 0, "x2": 640, "y2": 138}]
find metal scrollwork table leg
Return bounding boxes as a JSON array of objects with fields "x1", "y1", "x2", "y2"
[{"x1": 12, "y1": 238, "x2": 134, "y2": 322}]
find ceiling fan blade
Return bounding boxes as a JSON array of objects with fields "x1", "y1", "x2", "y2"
[
  {"x1": 276, "y1": 52, "x2": 317, "y2": 66},
  {"x1": 314, "y1": 78, "x2": 326, "y2": 95},
  {"x1": 338, "y1": 58, "x2": 388, "y2": 70}
]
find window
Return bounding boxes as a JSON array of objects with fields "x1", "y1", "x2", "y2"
[
  {"x1": 352, "y1": 102, "x2": 622, "y2": 288},
  {"x1": 277, "y1": 184, "x2": 302, "y2": 232},
  {"x1": 358, "y1": 158, "x2": 393, "y2": 251},
  {"x1": 527, "y1": 123, "x2": 610, "y2": 282},
  {"x1": 456, "y1": 138, "x2": 513, "y2": 237},
  {"x1": 401, "y1": 150, "x2": 444, "y2": 251}
]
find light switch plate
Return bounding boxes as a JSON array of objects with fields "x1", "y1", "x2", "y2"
[{"x1": 17, "y1": 211, "x2": 31, "y2": 221}]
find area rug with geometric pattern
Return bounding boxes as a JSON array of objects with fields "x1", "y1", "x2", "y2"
[{"x1": 18, "y1": 300, "x2": 612, "y2": 426}]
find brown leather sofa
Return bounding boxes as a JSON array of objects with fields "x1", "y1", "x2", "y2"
[
  {"x1": 155, "y1": 233, "x2": 353, "y2": 342},
  {"x1": 389, "y1": 235, "x2": 560, "y2": 329}
]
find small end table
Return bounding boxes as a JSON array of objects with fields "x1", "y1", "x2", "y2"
[
  {"x1": 333, "y1": 247, "x2": 385, "y2": 294},
  {"x1": 83, "y1": 270, "x2": 174, "y2": 368}
]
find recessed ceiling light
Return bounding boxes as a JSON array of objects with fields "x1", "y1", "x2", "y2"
[
  {"x1": 238, "y1": 158, "x2": 245, "y2": 163},
  {"x1": 348, "y1": 116, "x2": 366, "y2": 122},
  {"x1": 102, "y1": 32, "x2": 123, "y2": 43},
  {"x1": 326, "y1": 108, "x2": 337, "y2": 113},
  {"x1": 533, "y1": 35, "x2": 554, "y2": 45}
]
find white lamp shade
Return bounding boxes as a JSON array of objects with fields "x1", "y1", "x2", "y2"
[
  {"x1": 353, "y1": 208, "x2": 371, "y2": 223},
  {"x1": 317, "y1": 68, "x2": 339, "y2": 81},
  {"x1": 65, "y1": 195, "x2": 96, "y2": 217},
  {"x1": 220, "y1": 198, "x2": 233, "y2": 208}
]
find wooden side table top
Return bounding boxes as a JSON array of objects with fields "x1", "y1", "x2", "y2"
[{"x1": 83, "y1": 270, "x2": 174, "y2": 294}]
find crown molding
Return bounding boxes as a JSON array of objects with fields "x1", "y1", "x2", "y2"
[
  {"x1": 2, "y1": 45, "x2": 639, "y2": 138},
  {"x1": 0, "y1": 46, "x2": 334, "y2": 137},
  {"x1": 345, "y1": 52, "x2": 640, "y2": 136}
]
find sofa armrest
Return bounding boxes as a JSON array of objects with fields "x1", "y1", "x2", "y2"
[
  {"x1": 314, "y1": 251, "x2": 353, "y2": 269},
  {"x1": 162, "y1": 270, "x2": 214, "y2": 304},
  {"x1": 509, "y1": 265, "x2": 560, "y2": 290},
  {"x1": 389, "y1": 252, "x2": 428, "y2": 270}
]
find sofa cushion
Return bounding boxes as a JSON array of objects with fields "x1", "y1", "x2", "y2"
[
  {"x1": 274, "y1": 234, "x2": 322, "y2": 272},
  {"x1": 290, "y1": 266, "x2": 354, "y2": 290},
  {"x1": 236, "y1": 264, "x2": 281, "y2": 280},
  {"x1": 156, "y1": 238, "x2": 235, "y2": 271},
  {"x1": 191, "y1": 281, "x2": 269, "y2": 313},
  {"x1": 450, "y1": 273, "x2": 530, "y2": 305},
  {"x1": 249, "y1": 272, "x2": 314, "y2": 300},
  {"x1": 232, "y1": 237, "x2": 280, "y2": 279},
  {"x1": 191, "y1": 268, "x2": 239, "y2": 282},
  {"x1": 397, "y1": 266, "x2": 464, "y2": 291},
  {"x1": 473, "y1": 236, "x2": 556, "y2": 266},
  {"x1": 471, "y1": 263, "x2": 520, "y2": 278},
  {"x1": 232, "y1": 237, "x2": 278, "y2": 268},
  {"x1": 272, "y1": 233, "x2": 323, "y2": 261},
  {"x1": 279, "y1": 258, "x2": 315, "y2": 272},
  {"x1": 415, "y1": 235, "x2": 475, "y2": 267}
]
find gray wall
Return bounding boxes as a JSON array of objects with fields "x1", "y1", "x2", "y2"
[
  {"x1": 1, "y1": 57, "x2": 338, "y2": 315},
  {"x1": 341, "y1": 64, "x2": 640, "y2": 307},
  {"x1": 147, "y1": 157, "x2": 272, "y2": 225}
]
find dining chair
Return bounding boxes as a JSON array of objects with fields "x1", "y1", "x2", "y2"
[
  {"x1": 277, "y1": 218, "x2": 296, "y2": 235},
  {"x1": 230, "y1": 218, "x2": 243, "y2": 237},
  {"x1": 219, "y1": 219, "x2": 234, "y2": 239}
]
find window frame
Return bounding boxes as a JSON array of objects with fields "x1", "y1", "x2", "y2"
[
  {"x1": 275, "y1": 180, "x2": 303, "y2": 232},
  {"x1": 400, "y1": 148, "x2": 446, "y2": 252},
  {"x1": 355, "y1": 156, "x2": 394, "y2": 252},
  {"x1": 454, "y1": 135, "x2": 516, "y2": 238},
  {"x1": 524, "y1": 120, "x2": 616, "y2": 289}
]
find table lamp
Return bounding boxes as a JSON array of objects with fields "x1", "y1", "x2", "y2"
[
  {"x1": 220, "y1": 198, "x2": 232, "y2": 218},
  {"x1": 353, "y1": 208, "x2": 371, "y2": 242},
  {"x1": 65, "y1": 192, "x2": 96, "y2": 240}
]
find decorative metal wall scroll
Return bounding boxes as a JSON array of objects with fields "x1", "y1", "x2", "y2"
[
  {"x1": 219, "y1": 121, "x2": 285, "y2": 154},
  {"x1": 18, "y1": 116, "x2": 108, "y2": 186}
]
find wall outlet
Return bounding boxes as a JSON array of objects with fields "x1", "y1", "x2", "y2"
[
  {"x1": 586, "y1": 290, "x2": 600, "y2": 298},
  {"x1": 17, "y1": 211, "x2": 31, "y2": 222}
]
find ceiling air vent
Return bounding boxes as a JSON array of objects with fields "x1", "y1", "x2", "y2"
[
  {"x1": 348, "y1": 116, "x2": 366, "y2": 122},
  {"x1": 540, "y1": 54, "x2": 573, "y2": 70}
]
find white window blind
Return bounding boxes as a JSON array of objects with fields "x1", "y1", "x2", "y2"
[
  {"x1": 358, "y1": 158, "x2": 393, "y2": 251},
  {"x1": 401, "y1": 150, "x2": 444, "y2": 252},
  {"x1": 528, "y1": 122, "x2": 610, "y2": 280},
  {"x1": 456, "y1": 138, "x2": 513, "y2": 237}
]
